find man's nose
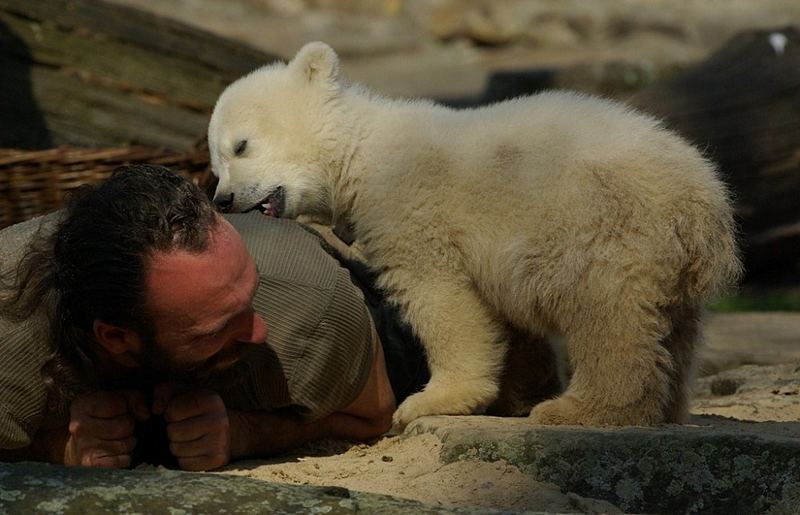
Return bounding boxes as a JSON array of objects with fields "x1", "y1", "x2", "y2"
[
  {"x1": 243, "y1": 313, "x2": 268, "y2": 345},
  {"x1": 214, "y1": 192, "x2": 234, "y2": 212}
]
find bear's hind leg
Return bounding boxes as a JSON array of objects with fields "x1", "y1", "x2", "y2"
[
  {"x1": 486, "y1": 327, "x2": 562, "y2": 416},
  {"x1": 391, "y1": 276, "x2": 507, "y2": 430},
  {"x1": 530, "y1": 307, "x2": 674, "y2": 426},
  {"x1": 661, "y1": 304, "x2": 702, "y2": 423}
]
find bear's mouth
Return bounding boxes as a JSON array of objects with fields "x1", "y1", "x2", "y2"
[{"x1": 247, "y1": 186, "x2": 285, "y2": 218}]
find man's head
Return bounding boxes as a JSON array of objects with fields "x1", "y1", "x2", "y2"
[
  {"x1": 112, "y1": 211, "x2": 267, "y2": 385},
  {"x1": 11, "y1": 164, "x2": 267, "y2": 393}
]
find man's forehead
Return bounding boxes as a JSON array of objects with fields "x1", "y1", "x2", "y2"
[{"x1": 144, "y1": 221, "x2": 256, "y2": 324}]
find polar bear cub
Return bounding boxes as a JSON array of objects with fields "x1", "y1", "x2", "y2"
[{"x1": 208, "y1": 42, "x2": 741, "y2": 428}]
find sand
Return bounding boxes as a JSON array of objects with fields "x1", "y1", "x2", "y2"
[
  {"x1": 213, "y1": 354, "x2": 800, "y2": 513},
  {"x1": 220, "y1": 431, "x2": 622, "y2": 513}
]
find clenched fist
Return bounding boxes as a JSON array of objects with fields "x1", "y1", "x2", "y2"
[
  {"x1": 153, "y1": 383, "x2": 231, "y2": 471},
  {"x1": 66, "y1": 389, "x2": 150, "y2": 468}
]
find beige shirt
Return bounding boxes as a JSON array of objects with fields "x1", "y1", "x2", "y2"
[{"x1": 0, "y1": 212, "x2": 375, "y2": 449}]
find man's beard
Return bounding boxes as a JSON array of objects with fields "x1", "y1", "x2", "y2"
[{"x1": 134, "y1": 339, "x2": 255, "y2": 391}]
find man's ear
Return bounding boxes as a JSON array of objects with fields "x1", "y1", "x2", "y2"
[
  {"x1": 92, "y1": 320, "x2": 144, "y2": 368},
  {"x1": 291, "y1": 41, "x2": 339, "y2": 85}
]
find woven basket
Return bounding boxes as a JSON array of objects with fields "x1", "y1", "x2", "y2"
[{"x1": 0, "y1": 145, "x2": 214, "y2": 230}]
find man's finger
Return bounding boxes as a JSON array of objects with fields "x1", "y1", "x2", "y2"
[
  {"x1": 167, "y1": 414, "x2": 228, "y2": 444},
  {"x1": 92, "y1": 435, "x2": 137, "y2": 457},
  {"x1": 118, "y1": 389, "x2": 151, "y2": 421},
  {"x1": 74, "y1": 391, "x2": 128, "y2": 419},
  {"x1": 152, "y1": 382, "x2": 180, "y2": 416},
  {"x1": 71, "y1": 414, "x2": 135, "y2": 441},
  {"x1": 169, "y1": 432, "x2": 217, "y2": 458},
  {"x1": 72, "y1": 433, "x2": 136, "y2": 460},
  {"x1": 164, "y1": 392, "x2": 224, "y2": 423},
  {"x1": 81, "y1": 447, "x2": 133, "y2": 469}
]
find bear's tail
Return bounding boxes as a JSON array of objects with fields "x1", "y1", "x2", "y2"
[{"x1": 677, "y1": 182, "x2": 743, "y2": 303}]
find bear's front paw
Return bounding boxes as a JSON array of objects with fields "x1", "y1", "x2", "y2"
[
  {"x1": 529, "y1": 396, "x2": 586, "y2": 426},
  {"x1": 392, "y1": 391, "x2": 440, "y2": 431},
  {"x1": 392, "y1": 379, "x2": 498, "y2": 431}
]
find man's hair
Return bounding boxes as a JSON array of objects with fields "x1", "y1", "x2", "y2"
[{"x1": 1, "y1": 164, "x2": 219, "y2": 399}]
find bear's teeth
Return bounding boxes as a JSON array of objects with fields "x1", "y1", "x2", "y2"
[{"x1": 262, "y1": 203, "x2": 271, "y2": 215}]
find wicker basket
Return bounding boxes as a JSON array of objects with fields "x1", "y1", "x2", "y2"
[{"x1": 0, "y1": 145, "x2": 213, "y2": 230}]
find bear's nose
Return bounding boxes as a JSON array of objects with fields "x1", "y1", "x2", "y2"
[{"x1": 214, "y1": 192, "x2": 234, "y2": 212}]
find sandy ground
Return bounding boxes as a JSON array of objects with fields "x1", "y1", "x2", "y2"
[
  {"x1": 220, "y1": 431, "x2": 624, "y2": 513},
  {"x1": 212, "y1": 369, "x2": 799, "y2": 513},
  {"x1": 694, "y1": 362, "x2": 800, "y2": 422},
  {"x1": 213, "y1": 314, "x2": 800, "y2": 513}
]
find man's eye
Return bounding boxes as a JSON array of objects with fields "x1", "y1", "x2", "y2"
[
  {"x1": 234, "y1": 140, "x2": 247, "y2": 156},
  {"x1": 199, "y1": 323, "x2": 228, "y2": 341}
]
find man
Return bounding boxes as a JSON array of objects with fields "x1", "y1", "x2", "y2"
[
  {"x1": 0, "y1": 165, "x2": 561, "y2": 471},
  {"x1": 0, "y1": 164, "x2": 403, "y2": 471}
]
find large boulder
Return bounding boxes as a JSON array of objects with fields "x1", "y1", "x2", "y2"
[
  {"x1": 0, "y1": 461, "x2": 513, "y2": 514},
  {"x1": 408, "y1": 415, "x2": 800, "y2": 514}
]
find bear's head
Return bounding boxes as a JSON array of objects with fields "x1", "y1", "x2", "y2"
[{"x1": 208, "y1": 42, "x2": 342, "y2": 221}]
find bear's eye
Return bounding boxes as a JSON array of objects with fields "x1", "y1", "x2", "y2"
[{"x1": 234, "y1": 140, "x2": 247, "y2": 157}]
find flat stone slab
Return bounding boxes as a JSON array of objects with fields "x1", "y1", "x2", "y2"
[
  {"x1": 407, "y1": 415, "x2": 800, "y2": 514},
  {"x1": 0, "y1": 461, "x2": 527, "y2": 514}
]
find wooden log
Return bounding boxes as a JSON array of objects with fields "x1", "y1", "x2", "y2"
[
  {"x1": 0, "y1": 0, "x2": 279, "y2": 150},
  {"x1": 631, "y1": 27, "x2": 800, "y2": 282}
]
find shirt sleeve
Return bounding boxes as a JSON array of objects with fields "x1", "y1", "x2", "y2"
[
  {"x1": 284, "y1": 266, "x2": 375, "y2": 420},
  {"x1": 0, "y1": 213, "x2": 66, "y2": 449},
  {"x1": 0, "y1": 317, "x2": 49, "y2": 449}
]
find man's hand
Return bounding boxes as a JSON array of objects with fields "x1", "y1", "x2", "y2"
[
  {"x1": 66, "y1": 390, "x2": 150, "y2": 468},
  {"x1": 153, "y1": 384, "x2": 231, "y2": 471}
]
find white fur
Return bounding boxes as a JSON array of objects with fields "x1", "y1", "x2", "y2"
[{"x1": 209, "y1": 42, "x2": 742, "y2": 428}]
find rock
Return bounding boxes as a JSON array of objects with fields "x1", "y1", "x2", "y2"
[
  {"x1": 605, "y1": 10, "x2": 689, "y2": 42},
  {"x1": 294, "y1": 11, "x2": 423, "y2": 57},
  {"x1": 768, "y1": 481, "x2": 800, "y2": 515},
  {"x1": 296, "y1": 0, "x2": 404, "y2": 17},
  {"x1": 108, "y1": 0, "x2": 423, "y2": 60},
  {"x1": 406, "y1": 0, "x2": 533, "y2": 46},
  {"x1": 463, "y1": 5, "x2": 524, "y2": 46},
  {"x1": 102, "y1": 0, "x2": 800, "y2": 102},
  {"x1": 407, "y1": 415, "x2": 800, "y2": 514},
  {"x1": 709, "y1": 377, "x2": 742, "y2": 396},
  {"x1": 523, "y1": 19, "x2": 583, "y2": 48},
  {"x1": 405, "y1": 0, "x2": 468, "y2": 41},
  {"x1": 701, "y1": 313, "x2": 800, "y2": 375},
  {"x1": 0, "y1": 461, "x2": 519, "y2": 514}
]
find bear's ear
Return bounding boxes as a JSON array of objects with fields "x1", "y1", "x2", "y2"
[{"x1": 291, "y1": 41, "x2": 339, "y2": 85}]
